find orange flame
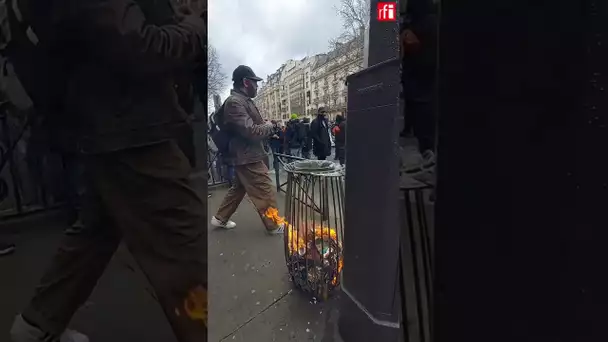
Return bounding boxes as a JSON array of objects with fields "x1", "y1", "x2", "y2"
[
  {"x1": 263, "y1": 207, "x2": 344, "y2": 286},
  {"x1": 183, "y1": 285, "x2": 207, "y2": 325}
]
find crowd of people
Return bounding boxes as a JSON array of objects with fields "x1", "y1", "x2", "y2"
[{"x1": 268, "y1": 110, "x2": 346, "y2": 165}]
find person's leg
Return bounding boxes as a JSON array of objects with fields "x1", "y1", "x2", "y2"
[
  {"x1": 19, "y1": 170, "x2": 121, "y2": 338},
  {"x1": 234, "y1": 161, "x2": 281, "y2": 232},
  {"x1": 290, "y1": 148, "x2": 300, "y2": 157},
  {"x1": 63, "y1": 155, "x2": 86, "y2": 234},
  {"x1": 337, "y1": 147, "x2": 346, "y2": 165},
  {"x1": 408, "y1": 100, "x2": 435, "y2": 154},
  {"x1": 91, "y1": 141, "x2": 207, "y2": 342},
  {"x1": 272, "y1": 146, "x2": 281, "y2": 168},
  {"x1": 268, "y1": 148, "x2": 274, "y2": 169},
  {"x1": 214, "y1": 168, "x2": 246, "y2": 224}
]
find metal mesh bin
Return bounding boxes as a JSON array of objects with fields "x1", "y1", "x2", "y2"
[{"x1": 277, "y1": 160, "x2": 345, "y2": 300}]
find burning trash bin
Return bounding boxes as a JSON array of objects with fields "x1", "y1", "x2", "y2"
[{"x1": 264, "y1": 160, "x2": 345, "y2": 300}]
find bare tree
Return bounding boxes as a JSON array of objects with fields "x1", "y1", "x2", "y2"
[
  {"x1": 328, "y1": 0, "x2": 370, "y2": 66},
  {"x1": 208, "y1": 45, "x2": 226, "y2": 103}
]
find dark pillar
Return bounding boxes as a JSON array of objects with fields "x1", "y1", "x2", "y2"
[
  {"x1": 338, "y1": 0, "x2": 401, "y2": 339},
  {"x1": 367, "y1": 0, "x2": 400, "y2": 66}
]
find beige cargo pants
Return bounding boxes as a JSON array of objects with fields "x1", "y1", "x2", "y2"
[
  {"x1": 22, "y1": 141, "x2": 207, "y2": 342},
  {"x1": 215, "y1": 160, "x2": 279, "y2": 231}
]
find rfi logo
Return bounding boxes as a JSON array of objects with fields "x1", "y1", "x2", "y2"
[{"x1": 377, "y1": 2, "x2": 396, "y2": 22}]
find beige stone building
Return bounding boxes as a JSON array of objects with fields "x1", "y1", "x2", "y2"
[
  {"x1": 310, "y1": 41, "x2": 363, "y2": 121},
  {"x1": 255, "y1": 40, "x2": 363, "y2": 122},
  {"x1": 255, "y1": 66, "x2": 283, "y2": 122}
]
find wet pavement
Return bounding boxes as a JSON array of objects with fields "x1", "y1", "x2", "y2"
[
  {"x1": 208, "y1": 186, "x2": 343, "y2": 342},
  {"x1": 0, "y1": 176, "x2": 344, "y2": 342}
]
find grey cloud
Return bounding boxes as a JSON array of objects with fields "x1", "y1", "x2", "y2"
[{"x1": 209, "y1": 0, "x2": 344, "y2": 100}]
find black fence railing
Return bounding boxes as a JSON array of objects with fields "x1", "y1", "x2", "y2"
[
  {"x1": 0, "y1": 111, "x2": 66, "y2": 219},
  {"x1": 207, "y1": 148, "x2": 230, "y2": 187}
]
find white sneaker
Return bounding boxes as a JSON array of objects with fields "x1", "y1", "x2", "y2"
[
  {"x1": 10, "y1": 315, "x2": 89, "y2": 342},
  {"x1": 267, "y1": 223, "x2": 285, "y2": 235},
  {"x1": 210, "y1": 216, "x2": 236, "y2": 229}
]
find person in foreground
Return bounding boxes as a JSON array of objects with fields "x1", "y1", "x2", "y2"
[
  {"x1": 9, "y1": 1, "x2": 208, "y2": 342},
  {"x1": 210, "y1": 65, "x2": 285, "y2": 235}
]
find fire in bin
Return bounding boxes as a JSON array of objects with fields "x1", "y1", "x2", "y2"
[{"x1": 264, "y1": 207, "x2": 344, "y2": 297}]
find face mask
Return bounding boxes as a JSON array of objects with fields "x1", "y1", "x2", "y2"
[{"x1": 244, "y1": 79, "x2": 258, "y2": 98}]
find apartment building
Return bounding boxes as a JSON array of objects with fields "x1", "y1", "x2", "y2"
[{"x1": 255, "y1": 40, "x2": 363, "y2": 122}]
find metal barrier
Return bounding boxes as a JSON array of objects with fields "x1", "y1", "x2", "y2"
[
  {"x1": 272, "y1": 152, "x2": 306, "y2": 193},
  {"x1": 207, "y1": 148, "x2": 229, "y2": 187},
  {"x1": 400, "y1": 177, "x2": 434, "y2": 342},
  {"x1": 272, "y1": 152, "x2": 331, "y2": 218},
  {"x1": 0, "y1": 111, "x2": 65, "y2": 219}
]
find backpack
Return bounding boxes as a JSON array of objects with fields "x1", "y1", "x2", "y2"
[{"x1": 209, "y1": 103, "x2": 232, "y2": 156}]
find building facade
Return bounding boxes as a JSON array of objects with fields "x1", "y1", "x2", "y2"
[{"x1": 255, "y1": 41, "x2": 363, "y2": 122}]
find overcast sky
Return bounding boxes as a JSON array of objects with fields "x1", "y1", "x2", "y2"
[{"x1": 209, "y1": 0, "x2": 345, "y2": 101}]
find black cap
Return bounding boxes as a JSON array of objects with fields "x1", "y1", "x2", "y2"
[{"x1": 232, "y1": 65, "x2": 263, "y2": 83}]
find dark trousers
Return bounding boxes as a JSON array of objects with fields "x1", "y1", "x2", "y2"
[
  {"x1": 23, "y1": 141, "x2": 208, "y2": 342},
  {"x1": 403, "y1": 99, "x2": 436, "y2": 152},
  {"x1": 335, "y1": 146, "x2": 346, "y2": 165},
  {"x1": 62, "y1": 154, "x2": 85, "y2": 224},
  {"x1": 215, "y1": 161, "x2": 278, "y2": 232}
]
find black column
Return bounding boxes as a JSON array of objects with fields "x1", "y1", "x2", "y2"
[{"x1": 338, "y1": 1, "x2": 402, "y2": 341}]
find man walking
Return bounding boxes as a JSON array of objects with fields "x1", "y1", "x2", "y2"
[
  {"x1": 310, "y1": 108, "x2": 332, "y2": 161},
  {"x1": 210, "y1": 65, "x2": 284, "y2": 235},
  {"x1": 9, "y1": 1, "x2": 208, "y2": 342}
]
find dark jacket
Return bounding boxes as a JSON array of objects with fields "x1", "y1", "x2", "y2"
[
  {"x1": 285, "y1": 119, "x2": 301, "y2": 149},
  {"x1": 139, "y1": 0, "x2": 197, "y2": 167},
  {"x1": 269, "y1": 125, "x2": 284, "y2": 151},
  {"x1": 310, "y1": 116, "x2": 331, "y2": 157},
  {"x1": 334, "y1": 120, "x2": 346, "y2": 149},
  {"x1": 297, "y1": 120, "x2": 308, "y2": 149},
  {"x1": 220, "y1": 90, "x2": 274, "y2": 165},
  {"x1": 51, "y1": 0, "x2": 205, "y2": 154}
]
